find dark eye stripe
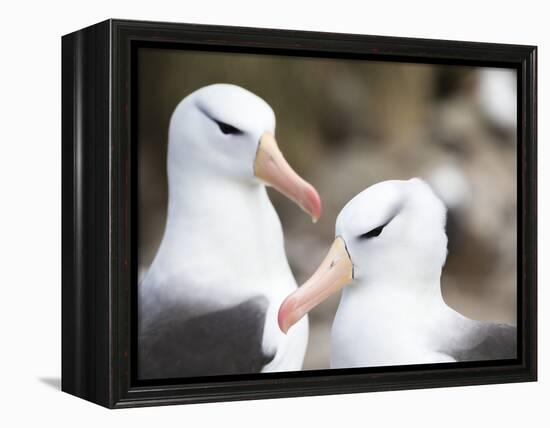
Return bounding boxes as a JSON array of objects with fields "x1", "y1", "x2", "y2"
[
  {"x1": 359, "y1": 223, "x2": 387, "y2": 239},
  {"x1": 197, "y1": 104, "x2": 244, "y2": 136},
  {"x1": 215, "y1": 120, "x2": 243, "y2": 135},
  {"x1": 358, "y1": 205, "x2": 402, "y2": 240}
]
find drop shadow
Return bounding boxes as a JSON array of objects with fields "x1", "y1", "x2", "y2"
[{"x1": 38, "y1": 377, "x2": 61, "y2": 390}]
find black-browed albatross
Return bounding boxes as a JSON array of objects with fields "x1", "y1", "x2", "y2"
[
  {"x1": 139, "y1": 84, "x2": 321, "y2": 379},
  {"x1": 278, "y1": 178, "x2": 516, "y2": 367}
]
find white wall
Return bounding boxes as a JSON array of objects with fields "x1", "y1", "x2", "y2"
[{"x1": 0, "y1": 0, "x2": 546, "y2": 426}]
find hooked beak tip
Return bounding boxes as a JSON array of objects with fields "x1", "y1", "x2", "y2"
[
  {"x1": 303, "y1": 182, "x2": 322, "y2": 223},
  {"x1": 255, "y1": 133, "x2": 322, "y2": 222},
  {"x1": 277, "y1": 296, "x2": 295, "y2": 334},
  {"x1": 277, "y1": 309, "x2": 288, "y2": 335},
  {"x1": 276, "y1": 236, "x2": 353, "y2": 334}
]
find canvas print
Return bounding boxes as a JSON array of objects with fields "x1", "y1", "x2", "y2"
[{"x1": 136, "y1": 48, "x2": 517, "y2": 380}]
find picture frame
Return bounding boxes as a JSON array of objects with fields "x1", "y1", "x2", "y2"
[{"x1": 61, "y1": 19, "x2": 537, "y2": 408}]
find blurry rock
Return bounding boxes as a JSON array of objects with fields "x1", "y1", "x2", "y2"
[
  {"x1": 427, "y1": 163, "x2": 471, "y2": 210},
  {"x1": 477, "y1": 68, "x2": 517, "y2": 134}
]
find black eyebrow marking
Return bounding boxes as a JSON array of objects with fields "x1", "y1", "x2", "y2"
[
  {"x1": 359, "y1": 223, "x2": 388, "y2": 239},
  {"x1": 197, "y1": 103, "x2": 244, "y2": 135},
  {"x1": 216, "y1": 120, "x2": 243, "y2": 135},
  {"x1": 358, "y1": 203, "x2": 402, "y2": 240}
]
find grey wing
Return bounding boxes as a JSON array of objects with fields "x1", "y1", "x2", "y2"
[
  {"x1": 443, "y1": 321, "x2": 517, "y2": 362},
  {"x1": 138, "y1": 295, "x2": 275, "y2": 379}
]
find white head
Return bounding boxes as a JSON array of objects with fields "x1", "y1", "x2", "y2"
[
  {"x1": 336, "y1": 178, "x2": 448, "y2": 284},
  {"x1": 278, "y1": 178, "x2": 448, "y2": 333},
  {"x1": 167, "y1": 84, "x2": 321, "y2": 220}
]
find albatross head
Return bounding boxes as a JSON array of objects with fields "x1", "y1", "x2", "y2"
[
  {"x1": 278, "y1": 178, "x2": 448, "y2": 333},
  {"x1": 168, "y1": 83, "x2": 321, "y2": 222}
]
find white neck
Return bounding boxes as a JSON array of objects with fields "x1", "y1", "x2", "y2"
[
  {"x1": 146, "y1": 164, "x2": 294, "y2": 299},
  {"x1": 331, "y1": 276, "x2": 455, "y2": 367},
  {"x1": 344, "y1": 273, "x2": 444, "y2": 302}
]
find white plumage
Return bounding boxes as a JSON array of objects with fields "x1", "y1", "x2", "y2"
[
  {"x1": 279, "y1": 178, "x2": 516, "y2": 368},
  {"x1": 139, "y1": 84, "x2": 320, "y2": 378}
]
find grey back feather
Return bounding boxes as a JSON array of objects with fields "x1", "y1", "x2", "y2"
[
  {"x1": 138, "y1": 295, "x2": 274, "y2": 379},
  {"x1": 443, "y1": 322, "x2": 517, "y2": 362}
]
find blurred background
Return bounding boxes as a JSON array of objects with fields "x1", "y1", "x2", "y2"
[{"x1": 137, "y1": 48, "x2": 517, "y2": 370}]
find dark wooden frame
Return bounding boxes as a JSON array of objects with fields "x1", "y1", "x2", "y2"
[{"x1": 62, "y1": 19, "x2": 537, "y2": 408}]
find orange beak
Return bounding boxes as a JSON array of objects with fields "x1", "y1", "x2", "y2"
[
  {"x1": 254, "y1": 133, "x2": 322, "y2": 223},
  {"x1": 278, "y1": 237, "x2": 353, "y2": 333}
]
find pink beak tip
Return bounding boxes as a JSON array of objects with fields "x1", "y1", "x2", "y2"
[
  {"x1": 277, "y1": 301, "x2": 290, "y2": 334},
  {"x1": 304, "y1": 183, "x2": 322, "y2": 222}
]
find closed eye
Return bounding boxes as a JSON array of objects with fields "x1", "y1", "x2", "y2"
[
  {"x1": 359, "y1": 223, "x2": 387, "y2": 239},
  {"x1": 197, "y1": 104, "x2": 244, "y2": 136},
  {"x1": 215, "y1": 120, "x2": 243, "y2": 135}
]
